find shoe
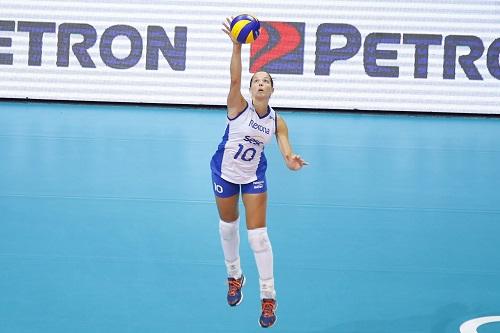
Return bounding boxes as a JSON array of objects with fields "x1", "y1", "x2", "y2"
[
  {"x1": 227, "y1": 274, "x2": 245, "y2": 306},
  {"x1": 259, "y1": 298, "x2": 277, "y2": 328}
]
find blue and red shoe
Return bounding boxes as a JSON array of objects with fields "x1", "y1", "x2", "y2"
[
  {"x1": 259, "y1": 298, "x2": 277, "y2": 328},
  {"x1": 227, "y1": 275, "x2": 245, "y2": 306}
]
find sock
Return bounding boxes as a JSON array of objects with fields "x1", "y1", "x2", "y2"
[
  {"x1": 219, "y1": 218, "x2": 242, "y2": 279},
  {"x1": 248, "y1": 227, "x2": 276, "y2": 299},
  {"x1": 259, "y1": 278, "x2": 276, "y2": 300}
]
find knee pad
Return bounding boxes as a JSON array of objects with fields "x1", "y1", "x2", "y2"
[
  {"x1": 248, "y1": 228, "x2": 271, "y2": 253},
  {"x1": 219, "y1": 218, "x2": 239, "y2": 241}
]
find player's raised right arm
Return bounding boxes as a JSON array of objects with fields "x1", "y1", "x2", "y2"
[{"x1": 222, "y1": 18, "x2": 246, "y2": 118}]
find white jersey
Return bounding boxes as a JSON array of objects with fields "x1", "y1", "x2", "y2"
[{"x1": 211, "y1": 100, "x2": 277, "y2": 184}]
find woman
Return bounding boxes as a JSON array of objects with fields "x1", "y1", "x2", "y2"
[{"x1": 210, "y1": 17, "x2": 308, "y2": 328}]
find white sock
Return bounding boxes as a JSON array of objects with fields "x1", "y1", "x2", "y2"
[
  {"x1": 248, "y1": 227, "x2": 276, "y2": 299},
  {"x1": 260, "y1": 278, "x2": 276, "y2": 300},
  {"x1": 219, "y1": 218, "x2": 242, "y2": 278}
]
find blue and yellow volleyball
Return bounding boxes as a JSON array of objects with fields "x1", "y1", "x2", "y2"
[{"x1": 230, "y1": 14, "x2": 260, "y2": 44}]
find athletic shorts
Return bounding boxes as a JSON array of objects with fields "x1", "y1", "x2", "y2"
[{"x1": 211, "y1": 171, "x2": 267, "y2": 198}]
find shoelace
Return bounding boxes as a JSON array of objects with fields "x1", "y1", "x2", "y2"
[
  {"x1": 228, "y1": 278, "x2": 242, "y2": 296},
  {"x1": 261, "y1": 300, "x2": 275, "y2": 317}
]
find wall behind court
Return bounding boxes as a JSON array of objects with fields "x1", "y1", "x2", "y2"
[{"x1": 0, "y1": 0, "x2": 499, "y2": 114}]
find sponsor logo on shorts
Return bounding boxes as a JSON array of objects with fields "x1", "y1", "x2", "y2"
[{"x1": 253, "y1": 180, "x2": 265, "y2": 189}]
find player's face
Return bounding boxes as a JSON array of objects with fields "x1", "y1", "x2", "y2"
[{"x1": 250, "y1": 72, "x2": 274, "y2": 99}]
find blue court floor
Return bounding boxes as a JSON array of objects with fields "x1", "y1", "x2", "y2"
[{"x1": 1, "y1": 100, "x2": 499, "y2": 333}]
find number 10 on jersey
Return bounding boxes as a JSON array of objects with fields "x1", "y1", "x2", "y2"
[{"x1": 234, "y1": 144, "x2": 256, "y2": 162}]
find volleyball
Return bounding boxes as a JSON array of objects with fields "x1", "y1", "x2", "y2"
[{"x1": 230, "y1": 14, "x2": 260, "y2": 44}]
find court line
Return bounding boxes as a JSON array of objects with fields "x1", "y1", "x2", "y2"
[
  {"x1": 1, "y1": 134, "x2": 500, "y2": 153},
  {"x1": 1, "y1": 193, "x2": 500, "y2": 215},
  {"x1": 0, "y1": 253, "x2": 498, "y2": 277}
]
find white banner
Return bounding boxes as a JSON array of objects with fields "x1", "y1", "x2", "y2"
[{"x1": 0, "y1": 0, "x2": 499, "y2": 113}]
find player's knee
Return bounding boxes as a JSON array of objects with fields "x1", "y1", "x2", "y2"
[
  {"x1": 248, "y1": 228, "x2": 271, "y2": 253},
  {"x1": 219, "y1": 218, "x2": 239, "y2": 240}
]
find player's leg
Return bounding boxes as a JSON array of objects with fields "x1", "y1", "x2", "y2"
[
  {"x1": 212, "y1": 173, "x2": 245, "y2": 306},
  {"x1": 242, "y1": 192, "x2": 275, "y2": 298},
  {"x1": 242, "y1": 178, "x2": 277, "y2": 327}
]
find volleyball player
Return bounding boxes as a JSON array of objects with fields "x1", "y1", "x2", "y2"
[{"x1": 210, "y1": 17, "x2": 307, "y2": 328}]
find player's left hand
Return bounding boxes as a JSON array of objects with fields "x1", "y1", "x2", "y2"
[{"x1": 286, "y1": 154, "x2": 308, "y2": 170}]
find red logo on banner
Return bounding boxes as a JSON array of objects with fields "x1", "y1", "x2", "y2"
[{"x1": 250, "y1": 22, "x2": 305, "y2": 75}]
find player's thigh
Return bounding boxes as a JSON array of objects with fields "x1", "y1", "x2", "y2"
[
  {"x1": 215, "y1": 194, "x2": 240, "y2": 222},
  {"x1": 242, "y1": 192, "x2": 267, "y2": 229},
  {"x1": 212, "y1": 173, "x2": 240, "y2": 222}
]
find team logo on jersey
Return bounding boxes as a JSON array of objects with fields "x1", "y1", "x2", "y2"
[
  {"x1": 244, "y1": 135, "x2": 264, "y2": 146},
  {"x1": 249, "y1": 119, "x2": 270, "y2": 135},
  {"x1": 250, "y1": 22, "x2": 306, "y2": 75}
]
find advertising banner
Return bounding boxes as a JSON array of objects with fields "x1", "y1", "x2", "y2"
[{"x1": 0, "y1": 0, "x2": 499, "y2": 113}]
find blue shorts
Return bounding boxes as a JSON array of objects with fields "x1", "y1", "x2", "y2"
[{"x1": 211, "y1": 172, "x2": 267, "y2": 198}]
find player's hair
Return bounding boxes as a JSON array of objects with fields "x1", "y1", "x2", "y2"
[{"x1": 249, "y1": 72, "x2": 274, "y2": 88}]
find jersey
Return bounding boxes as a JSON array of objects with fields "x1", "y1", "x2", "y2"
[{"x1": 211, "y1": 100, "x2": 277, "y2": 184}]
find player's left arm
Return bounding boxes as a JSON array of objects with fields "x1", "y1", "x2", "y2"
[{"x1": 276, "y1": 115, "x2": 308, "y2": 171}]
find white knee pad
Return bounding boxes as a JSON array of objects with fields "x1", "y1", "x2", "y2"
[
  {"x1": 248, "y1": 228, "x2": 271, "y2": 253},
  {"x1": 219, "y1": 218, "x2": 239, "y2": 241}
]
